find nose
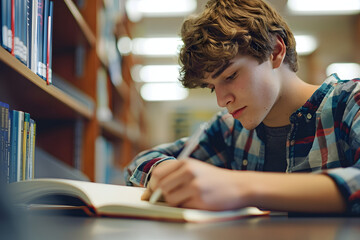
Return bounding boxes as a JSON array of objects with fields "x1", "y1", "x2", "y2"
[{"x1": 215, "y1": 88, "x2": 234, "y2": 108}]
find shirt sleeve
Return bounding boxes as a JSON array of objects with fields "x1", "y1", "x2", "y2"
[
  {"x1": 324, "y1": 82, "x2": 360, "y2": 215},
  {"x1": 125, "y1": 111, "x2": 235, "y2": 186}
]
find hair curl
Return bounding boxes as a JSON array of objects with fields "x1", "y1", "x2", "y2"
[{"x1": 178, "y1": 0, "x2": 298, "y2": 88}]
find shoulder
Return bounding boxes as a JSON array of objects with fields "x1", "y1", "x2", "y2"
[
  {"x1": 324, "y1": 74, "x2": 360, "y2": 97},
  {"x1": 315, "y1": 74, "x2": 360, "y2": 105},
  {"x1": 317, "y1": 74, "x2": 360, "y2": 122}
]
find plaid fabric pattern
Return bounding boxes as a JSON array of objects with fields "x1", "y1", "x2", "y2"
[{"x1": 126, "y1": 74, "x2": 360, "y2": 214}]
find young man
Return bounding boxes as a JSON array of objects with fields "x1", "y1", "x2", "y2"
[{"x1": 125, "y1": 0, "x2": 360, "y2": 214}]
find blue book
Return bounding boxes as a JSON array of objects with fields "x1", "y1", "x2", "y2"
[
  {"x1": 9, "y1": 110, "x2": 17, "y2": 183},
  {"x1": 3, "y1": 0, "x2": 12, "y2": 52},
  {"x1": 1, "y1": 0, "x2": 9, "y2": 51},
  {"x1": 14, "y1": 0, "x2": 20, "y2": 60},
  {"x1": 20, "y1": 0, "x2": 27, "y2": 64},
  {"x1": 47, "y1": 0, "x2": 53, "y2": 84},
  {"x1": 9, "y1": 110, "x2": 24, "y2": 183},
  {"x1": 26, "y1": 0, "x2": 32, "y2": 68},
  {"x1": 0, "y1": 0, "x2": 3, "y2": 48},
  {"x1": 36, "y1": 0, "x2": 44, "y2": 79},
  {"x1": 42, "y1": 0, "x2": 48, "y2": 82}
]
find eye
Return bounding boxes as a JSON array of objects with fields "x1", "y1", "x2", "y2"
[{"x1": 226, "y1": 71, "x2": 237, "y2": 81}]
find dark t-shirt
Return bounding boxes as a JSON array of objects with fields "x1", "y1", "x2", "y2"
[{"x1": 262, "y1": 124, "x2": 291, "y2": 172}]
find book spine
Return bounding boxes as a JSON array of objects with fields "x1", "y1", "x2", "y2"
[
  {"x1": 20, "y1": 0, "x2": 26, "y2": 64},
  {"x1": 26, "y1": 0, "x2": 32, "y2": 68},
  {"x1": 30, "y1": 0, "x2": 38, "y2": 74},
  {"x1": 36, "y1": 0, "x2": 43, "y2": 79},
  {"x1": 42, "y1": 0, "x2": 48, "y2": 82},
  {"x1": 74, "y1": 117, "x2": 84, "y2": 171},
  {"x1": 10, "y1": 110, "x2": 18, "y2": 183},
  {"x1": 0, "y1": 102, "x2": 10, "y2": 183},
  {"x1": 31, "y1": 121, "x2": 36, "y2": 179},
  {"x1": 46, "y1": 0, "x2": 53, "y2": 84},
  {"x1": 10, "y1": 0, "x2": 14, "y2": 55},
  {"x1": 14, "y1": 0, "x2": 19, "y2": 59},
  {"x1": 6, "y1": 0, "x2": 11, "y2": 51},
  {"x1": 5, "y1": 104, "x2": 10, "y2": 183},
  {"x1": 22, "y1": 112, "x2": 29, "y2": 180},
  {"x1": 17, "y1": 111, "x2": 24, "y2": 181},
  {"x1": 1, "y1": 0, "x2": 6, "y2": 49},
  {"x1": 0, "y1": 102, "x2": 5, "y2": 183},
  {"x1": 28, "y1": 118, "x2": 34, "y2": 179}
]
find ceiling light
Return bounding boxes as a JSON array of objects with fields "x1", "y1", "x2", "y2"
[
  {"x1": 138, "y1": 65, "x2": 180, "y2": 82},
  {"x1": 117, "y1": 36, "x2": 132, "y2": 55},
  {"x1": 126, "y1": 0, "x2": 197, "y2": 22},
  {"x1": 294, "y1": 35, "x2": 318, "y2": 55},
  {"x1": 287, "y1": 0, "x2": 360, "y2": 15},
  {"x1": 326, "y1": 63, "x2": 360, "y2": 79},
  {"x1": 132, "y1": 38, "x2": 182, "y2": 57},
  {"x1": 140, "y1": 83, "x2": 189, "y2": 101}
]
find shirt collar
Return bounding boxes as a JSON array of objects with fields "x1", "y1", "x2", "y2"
[{"x1": 290, "y1": 74, "x2": 340, "y2": 123}]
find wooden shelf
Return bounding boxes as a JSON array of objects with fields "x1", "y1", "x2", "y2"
[
  {"x1": 63, "y1": 0, "x2": 96, "y2": 47},
  {"x1": 0, "y1": 0, "x2": 148, "y2": 182},
  {"x1": 0, "y1": 47, "x2": 93, "y2": 119},
  {"x1": 99, "y1": 119, "x2": 126, "y2": 140}
]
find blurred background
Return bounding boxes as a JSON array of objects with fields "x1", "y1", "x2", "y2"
[{"x1": 120, "y1": 0, "x2": 360, "y2": 146}]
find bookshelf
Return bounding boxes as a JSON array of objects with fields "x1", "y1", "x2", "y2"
[{"x1": 0, "y1": 0, "x2": 147, "y2": 182}]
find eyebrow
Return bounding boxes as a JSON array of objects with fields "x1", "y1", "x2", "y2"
[{"x1": 211, "y1": 61, "x2": 234, "y2": 79}]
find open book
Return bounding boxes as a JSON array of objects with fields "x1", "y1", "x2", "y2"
[{"x1": 9, "y1": 178, "x2": 268, "y2": 223}]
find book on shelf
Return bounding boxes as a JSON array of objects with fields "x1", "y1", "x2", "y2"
[
  {"x1": 9, "y1": 178, "x2": 269, "y2": 223},
  {"x1": 0, "y1": 0, "x2": 11, "y2": 51},
  {"x1": 0, "y1": 0, "x2": 53, "y2": 84},
  {"x1": 36, "y1": 0, "x2": 44, "y2": 80},
  {"x1": 96, "y1": 67, "x2": 112, "y2": 121},
  {"x1": 9, "y1": 110, "x2": 24, "y2": 183},
  {"x1": 0, "y1": 101, "x2": 36, "y2": 183},
  {"x1": 46, "y1": 0, "x2": 53, "y2": 84},
  {"x1": 95, "y1": 136, "x2": 114, "y2": 184},
  {"x1": 0, "y1": 101, "x2": 10, "y2": 183}
]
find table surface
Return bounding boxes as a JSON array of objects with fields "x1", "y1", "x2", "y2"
[{"x1": 19, "y1": 212, "x2": 360, "y2": 240}]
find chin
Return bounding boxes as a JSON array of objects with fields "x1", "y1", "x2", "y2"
[{"x1": 238, "y1": 119, "x2": 261, "y2": 130}]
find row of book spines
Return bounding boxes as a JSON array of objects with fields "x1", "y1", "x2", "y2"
[
  {"x1": 1, "y1": 0, "x2": 54, "y2": 85},
  {"x1": 0, "y1": 102, "x2": 36, "y2": 184}
]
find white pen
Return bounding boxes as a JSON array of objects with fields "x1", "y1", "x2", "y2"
[{"x1": 149, "y1": 122, "x2": 209, "y2": 204}]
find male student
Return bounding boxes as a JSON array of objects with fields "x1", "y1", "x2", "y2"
[{"x1": 125, "y1": 0, "x2": 360, "y2": 214}]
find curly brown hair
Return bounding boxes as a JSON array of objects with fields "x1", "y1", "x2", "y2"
[{"x1": 178, "y1": 0, "x2": 298, "y2": 88}]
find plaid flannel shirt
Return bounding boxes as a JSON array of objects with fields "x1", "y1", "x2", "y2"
[{"x1": 126, "y1": 74, "x2": 360, "y2": 214}]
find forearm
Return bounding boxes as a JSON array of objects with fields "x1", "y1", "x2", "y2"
[{"x1": 242, "y1": 171, "x2": 347, "y2": 213}]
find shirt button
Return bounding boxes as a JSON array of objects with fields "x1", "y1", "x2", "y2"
[
  {"x1": 242, "y1": 159, "x2": 248, "y2": 166},
  {"x1": 297, "y1": 112, "x2": 302, "y2": 117},
  {"x1": 306, "y1": 113, "x2": 312, "y2": 120}
]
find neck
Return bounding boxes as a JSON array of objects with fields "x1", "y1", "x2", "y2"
[{"x1": 263, "y1": 67, "x2": 319, "y2": 127}]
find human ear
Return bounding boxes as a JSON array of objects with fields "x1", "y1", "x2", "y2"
[{"x1": 270, "y1": 35, "x2": 286, "y2": 69}]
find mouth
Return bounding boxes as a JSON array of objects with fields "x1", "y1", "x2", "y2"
[{"x1": 230, "y1": 107, "x2": 246, "y2": 119}]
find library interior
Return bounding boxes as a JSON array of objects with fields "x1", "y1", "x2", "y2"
[{"x1": 0, "y1": 0, "x2": 360, "y2": 239}]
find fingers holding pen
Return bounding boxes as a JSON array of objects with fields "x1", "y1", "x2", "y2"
[
  {"x1": 141, "y1": 160, "x2": 179, "y2": 201},
  {"x1": 155, "y1": 160, "x2": 199, "y2": 206}
]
